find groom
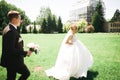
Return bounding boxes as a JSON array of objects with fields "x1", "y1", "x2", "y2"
[{"x1": 0, "y1": 10, "x2": 32, "y2": 80}]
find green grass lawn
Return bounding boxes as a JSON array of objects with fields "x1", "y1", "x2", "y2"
[{"x1": 0, "y1": 33, "x2": 120, "y2": 80}]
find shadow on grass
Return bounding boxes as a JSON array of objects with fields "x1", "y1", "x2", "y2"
[{"x1": 70, "y1": 70, "x2": 99, "y2": 80}]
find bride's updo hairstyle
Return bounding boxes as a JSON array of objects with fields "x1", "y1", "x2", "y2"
[{"x1": 70, "y1": 24, "x2": 77, "y2": 31}]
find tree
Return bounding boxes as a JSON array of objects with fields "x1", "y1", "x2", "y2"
[
  {"x1": 36, "y1": 7, "x2": 61, "y2": 33},
  {"x1": 92, "y1": 0, "x2": 106, "y2": 32},
  {"x1": 92, "y1": 12, "x2": 100, "y2": 32},
  {"x1": 52, "y1": 15, "x2": 57, "y2": 32},
  {"x1": 0, "y1": 0, "x2": 31, "y2": 34},
  {"x1": 29, "y1": 26, "x2": 32, "y2": 33},
  {"x1": 21, "y1": 26, "x2": 27, "y2": 33},
  {"x1": 36, "y1": 7, "x2": 52, "y2": 26},
  {"x1": 57, "y1": 16, "x2": 63, "y2": 33},
  {"x1": 41, "y1": 18, "x2": 47, "y2": 33},
  {"x1": 76, "y1": 19, "x2": 88, "y2": 33},
  {"x1": 0, "y1": 0, "x2": 10, "y2": 29},
  {"x1": 110, "y1": 9, "x2": 120, "y2": 22},
  {"x1": 21, "y1": 11, "x2": 31, "y2": 33},
  {"x1": 46, "y1": 14, "x2": 52, "y2": 33},
  {"x1": 33, "y1": 21, "x2": 37, "y2": 33},
  {"x1": 63, "y1": 21, "x2": 71, "y2": 33},
  {"x1": 84, "y1": 24, "x2": 95, "y2": 33}
]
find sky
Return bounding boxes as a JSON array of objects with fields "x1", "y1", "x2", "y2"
[{"x1": 4, "y1": 0, "x2": 120, "y2": 23}]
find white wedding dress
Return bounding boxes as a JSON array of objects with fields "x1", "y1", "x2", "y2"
[{"x1": 45, "y1": 30, "x2": 93, "y2": 80}]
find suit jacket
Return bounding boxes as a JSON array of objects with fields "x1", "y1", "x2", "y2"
[{"x1": 0, "y1": 24, "x2": 27, "y2": 68}]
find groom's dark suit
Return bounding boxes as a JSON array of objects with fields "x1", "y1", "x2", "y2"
[{"x1": 0, "y1": 24, "x2": 30, "y2": 80}]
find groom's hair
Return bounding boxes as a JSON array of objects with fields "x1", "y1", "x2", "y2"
[{"x1": 7, "y1": 10, "x2": 20, "y2": 21}]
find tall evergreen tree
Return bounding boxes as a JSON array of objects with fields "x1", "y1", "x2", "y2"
[
  {"x1": 52, "y1": 15, "x2": 57, "y2": 32},
  {"x1": 46, "y1": 14, "x2": 52, "y2": 33},
  {"x1": 92, "y1": 12, "x2": 100, "y2": 32},
  {"x1": 41, "y1": 18, "x2": 47, "y2": 33},
  {"x1": 92, "y1": 0, "x2": 106, "y2": 32},
  {"x1": 29, "y1": 26, "x2": 32, "y2": 33},
  {"x1": 33, "y1": 21, "x2": 37, "y2": 33},
  {"x1": 21, "y1": 25, "x2": 27, "y2": 33},
  {"x1": 57, "y1": 16, "x2": 63, "y2": 33}
]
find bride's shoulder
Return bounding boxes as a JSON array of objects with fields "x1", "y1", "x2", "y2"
[
  {"x1": 69, "y1": 34, "x2": 73, "y2": 37},
  {"x1": 67, "y1": 35, "x2": 74, "y2": 40}
]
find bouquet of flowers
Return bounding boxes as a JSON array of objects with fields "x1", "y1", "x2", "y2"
[{"x1": 27, "y1": 43, "x2": 40, "y2": 54}]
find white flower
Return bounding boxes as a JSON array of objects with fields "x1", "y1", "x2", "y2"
[{"x1": 27, "y1": 43, "x2": 40, "y2": 54}]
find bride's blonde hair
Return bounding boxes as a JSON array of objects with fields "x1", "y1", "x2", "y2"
[{"x1": 70, "y1": 24, "x2": 77, "y2": 31}]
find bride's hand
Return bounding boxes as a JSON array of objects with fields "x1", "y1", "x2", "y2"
[
  {"x1": 66, "y1": 40, "x2": 73, "y2": 45},
  {"x1": 66, "y1": 35, "x2": 73, "y2": 45}
]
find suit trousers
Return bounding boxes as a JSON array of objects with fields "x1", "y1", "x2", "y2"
[{"x1": 6, "y1": 64, "x2": 30, "y2": 80}]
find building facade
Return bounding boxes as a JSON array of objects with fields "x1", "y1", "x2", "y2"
[
  {"x1": 69, "y1": 0, "x2": 100, "y2": 23},
  {"x1": 104, "y1": 22, "x2": 120, "y2": 32}
]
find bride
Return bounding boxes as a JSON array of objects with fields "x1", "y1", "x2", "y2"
[{"x1": 45, "y1": 24, "x2": 93, "y2": 80}]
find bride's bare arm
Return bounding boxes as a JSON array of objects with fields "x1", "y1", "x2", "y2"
[{"x1": 65, "y1": 35, "x2": 73, "y2": 45}]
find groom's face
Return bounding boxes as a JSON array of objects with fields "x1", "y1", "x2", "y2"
[
  {"x1": 15, "y1": 15, "x2": 21, "y2": 27},
  {"x1": 10, "y1": 15, "x2": 22, "y2": 27}
]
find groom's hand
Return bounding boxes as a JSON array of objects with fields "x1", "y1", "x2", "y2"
[{"x1": 27, "y1": 50, "x2": 32, "y2": 57}]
